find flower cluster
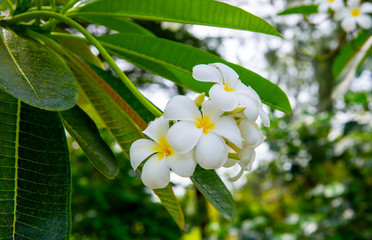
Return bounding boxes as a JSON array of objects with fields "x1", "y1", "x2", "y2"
[
  {"x1": 130, "y1": 63, "x2": 270, "y2": 189},
  {"x1": 318, "y1": 0, "x2": 372, "y2": 32}
]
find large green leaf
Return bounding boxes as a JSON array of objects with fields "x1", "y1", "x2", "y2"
[
  {"x1": 68, "y1": 0, "x2": 281, "y2": 37},
  {"x1": 277, "y1": 4, "x2": 318, "y2": 15},
  {"x1": 60, "y1": 105, "x2": 120, "y2": 179},
  {"x1": 97, "y1": 33, "x2": 292, "y2": 113},
  {"x1": 0, "y1": 90, "x2": 71, "y2": 239},
  {"x1": 66, "y1": 56, "x2": 185, "y2": 229},
  {"x1": 190, "y1": 166, "x2": 236, "y2": 221},
  {"x1": 80, "y1": 16, "x2": 155, "y2": 36},
  {"x1": 0, "y1": 28, "x2": 78, "y2": 111},
  {"x1": 332, "y1": 31, "x2": 371, "y2": 78}
]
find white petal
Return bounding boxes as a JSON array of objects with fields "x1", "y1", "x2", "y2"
[
  {"x1": 192, "y1": 64, "x2": 223, "y2": 84},
  {"x1": 224, "y1": 158, "x2": 237, "y2": 168},
  {"x1": 356, "y1": 15, "x2": 372, "y2": 29},
  {"x1": 213, "y1": 116, "x2": 242, "y2": 148},
  {"x1": 167, "y1": 121, "x2": 202, "y2": 154},
  {"x1": 210, "y1": 63, "x2": 239, "y2": 86},
  {"x1": 130, "y1": 139, "x2": 158, "y2": 170},
  {"x1": 348, "y1": 0, "x2": 360, "y2": 8},
  {"x1": 209, "y1": 84, "x2": 239, "y2": 112},
  {"x1": 259, "y1": 108, "x2": 270, "y2": 127},
  {"x1": 234, "y1": 81, "x2": 256, "y2": 99},
  {"x1": 247, "y1": 86, "x2": 262, "y2": 104},
  {"x1": 361, "y1": 2, "x2": 372, "y2": 13},
  {"x1": 334, "y1": 9, "x2": 348, "y2": 20},
  {"x1": 239, "y1": 119, "x2": 261, "y2": 147},
  {"x1": 237, "y1": 94, "x2": 259, "y2": 121},
  {"x1": 142, "y1": 116, "x2": 169, "y2": 142},
  {"x1": 239, "y1": 147, "x2": 256, "y2": 171},
  {"x1": 318, "y1": 3, "x2": 328, "y2": 13},
  {"x1": 168, "y1": 151, "x2": 197, "y2": 177},
  {"x1": 163, "y1": 95, "x2": 201, "y2": 121},
  {"x1": 196, "y1": 133, "x2": 228, "y2": 169},
  {"x1": 341, "y1": 18, "x2": 357, "y2": 32},
  {"x1": 201, "y1": 99, "x2": 224, "y2": 121},
  {"x1": 141, "y1": 154, "x2": 170, "y2": 189}
]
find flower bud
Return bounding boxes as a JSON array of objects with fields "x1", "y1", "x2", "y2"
[{"x1": 194, "y1": 92, "x2": 205, "y2": 107}]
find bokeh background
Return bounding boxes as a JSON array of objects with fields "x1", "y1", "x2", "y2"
[{"x1": 68, "y1": 0, "x2": 372, "y2": 239}]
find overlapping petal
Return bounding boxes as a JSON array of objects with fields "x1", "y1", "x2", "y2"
[
  {"x1": 164, "y1": 95, "x2": 201, "y2": 121},
  {"x1": 342, "y1": 18, "x2": 356, "y2": 32},
  {"x1": 141, "y1": 154, "x2": 170, "y2": 189},
  {"x1": 196, "y1": 133, "x2": 228, "y2": 169},
  {"x1": 192, "y1": 64, "x2": 223, "y2": 84},
  {"x1": 168, "y1": 151, "x2": 197, "y2": 177},
  {"x1": 213, "y1": 116, "x2": 242, "y2": 148},
  {"x1": 130, "y1": 139, "x2": 158, "y2": 170},
  {"x1": 167, "y1": 121, "x2": 202, "y2": 154},
  {"x1": 361, "y1": 2, "x2": 372, "y2": 13},
  {"x1": 209, "y1": 84, "x2": 239, "y2": 112},
  {"x1": 239, "y1": 119, "x2": 262, "y2": 147},
  {"x1": 259, "y1": 108, "x2": 270, "y2": 127},
  {"x1": 143, "y1": 116, "x2": 169, "y2": 142},
  {"x1": 237, "y1": 94, "x2": 259, "y2": 121},
  {"x1": 211, "y1": 63, "x2": 239, "y2": 86},
  {"x1": 201, "y1": 99, "x2": 224, "y2": 121}
]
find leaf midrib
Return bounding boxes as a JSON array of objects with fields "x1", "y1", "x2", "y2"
[
  {"x1": 1, "y1": 32, "x2": 41, "y2": 101},
  {"x1": 12, "y1": 99, "x2": 21, "y2": 238}
]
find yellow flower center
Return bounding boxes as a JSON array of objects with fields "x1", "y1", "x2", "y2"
[
  {"x1": 195, "y1": 115, "x2": 215, "y2": 134},
  {"x1": 351, "y1": 9, "x2": 360, "y2": 17},
  {"x1": 153, "y1": 136, "x2": 174, "y2": 159},
  {"x1": 328, "y1": 0, "x2": 334, "y2": 3},
  {"x1": 224, "y1": 83, "x2": 234, "y2": 92}
]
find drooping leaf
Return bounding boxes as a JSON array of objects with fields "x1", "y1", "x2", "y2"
[
  {"x1": 0, "y1": 28, "x2": 78, "y2": 111},
  {"x1": 60, "y1": 105, "x2": 120, "y2": 179},
  {"x1": 190, "y1": 166, "x2": 236, "y2": 221},
  {"x1": 97, "y1": 33, "x2": 292, "y2": 113},
  {"x1": 277, "y1": 4, "x2": 318, "y2": 15},
  {"x1": 66, "y1": 55, "x2": 185, "y2": 229},
  {"x1": 80, "y1": 16, "x2": 155, "y2": 36},
  {"x1": 69, "y1": 0, "x2": 281, "y2": 37},
  {"x1": 0, "y1": 89, "x2": 71, "y2": 239},
  {"x1": 332, "y1": 31, "x2": 371, "y2": 78}
]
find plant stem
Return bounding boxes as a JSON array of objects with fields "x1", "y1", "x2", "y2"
[
  {"x1": 2, "y1": 0, "x2": 14, "y2": 14},
  {"x1": 42, "y1": 0, "x2": 79, "y2": 31},
  {"x1": 5, "y1": 11, "x2": 162, "y2": 118},
  {"x1": 49, "y1": 0, "x2": 56, "y2": 12}
]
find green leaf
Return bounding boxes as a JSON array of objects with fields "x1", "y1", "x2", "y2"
[
  {"x1": 60, "y1": 105, "x2": 120, "y2": 179},
  {"x1": 97, "y1": 33, "x2": 292, "y2": 113},
  {"x1": 80, "y1": 16, "x2": 155, "y2": 36},
  {"x1": 277, "y1": 4, "x2": 318, "y2": 15},
  {"x1": 0, "y1": 89, "x2": 71, "y2": 239},
  {"x1": 0, "y1": 28, "x2": 78, "y2": 111},
  {"x1": 67, "y1": 56, "x2": 185, "y2": 229},
  {"x1": 332, "y1": 31, "x2": 371, "y2": 78},
  {"x1": 69, "y1": 0, "x2": 281, "y2": 37},
  {"x1": 190, "y1": 166, "x2": 236, "y2": 221}
]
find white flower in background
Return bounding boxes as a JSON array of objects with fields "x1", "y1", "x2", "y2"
[
  {"x1": 164, "y1": 96, "x2": 242, "y2": 169},
  {"x1": 192, "y1": 63, "x2": 270, "y2": 127},
  {"x1": 317, "y1": 0, "x2": 344, "y2": 13},
  {"x1": 130, "y1": 117, "x2": 196, "y2": 189},
  {"x1": 335, "y1": 0, "x2": 372, "y2": 32}
]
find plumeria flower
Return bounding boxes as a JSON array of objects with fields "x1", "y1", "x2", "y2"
[
  {"x1": 335, "y1": 0, "x2": 372, "y2": 32},
  {"x1": 164, "y1": 96, "x2": 242, "y2": 169},
  {"x1": 192, "y1": 63, "x2": 270, "y2": 127},
  {"x1": 317, "y1": 0, "x2": 344, "y2": 13},
  {"x1": 130, "y1": 117, "x2": 196, "y2": 189}
]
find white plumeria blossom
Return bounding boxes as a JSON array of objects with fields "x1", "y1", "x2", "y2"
[
  {"x1": 129, "y1": 117, "x2": 196, "y2": 189},
  {"x1": 192, "y1": 63, "x2": 270, "y2": 127},
  {"x1": 317, "y1": 0, "x2": 344, "y2": 13},
  {"x1": 163, "y1": 96, "x2": 242, "y2": 169},
  {"x1": 335, "y1": 0, "x2": 372, "y2": 32}
]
